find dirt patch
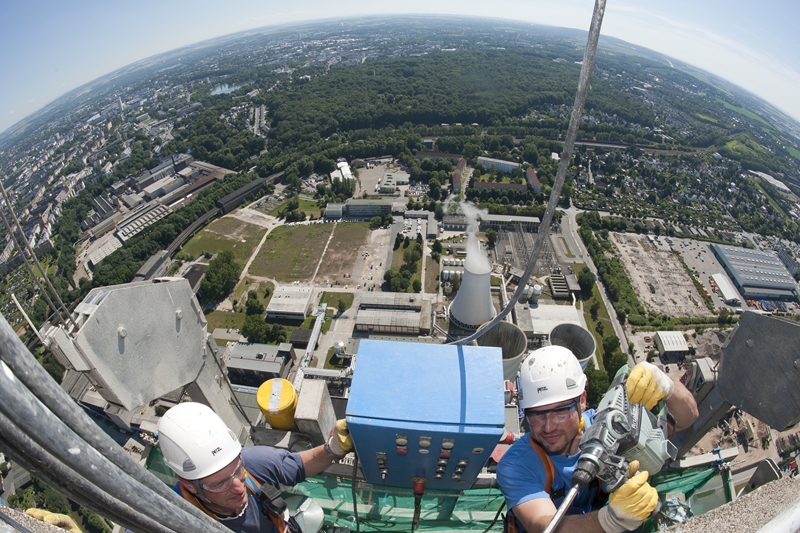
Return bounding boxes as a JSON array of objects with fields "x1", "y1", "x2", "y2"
[
  {"x1": 611, "y1": 233, "x2": 712, "y2": 318},
  {"x1": 316, "y1": 223, "x2": 389, "y2": 290},
  {"x1": 180, "y1": 218, "x2": 267, "y2": 263}
]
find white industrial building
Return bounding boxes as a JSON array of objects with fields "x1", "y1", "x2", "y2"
[
  {"x1": 654, "y1": 331, "x2": 690, "y2": 364},
  {"x1": 477, "y1": 156, "x2": 520, "y2": 175},
  {"x1": 711, "y1": 273, "x2": 742, "y2": 305},
  {"x1": 266, "y1": 285, "x2": 314, "y2": 320}
]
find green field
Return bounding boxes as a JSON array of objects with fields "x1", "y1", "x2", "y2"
[
  {"x1": 424, "y1": 255, "x2": 439, "y2": 293},
  {"x1": 390, "y1": 240, "x2": 423, "y2": 292},
  {"x1": 249, "y1": 224, "x2": 333, "y2": 281},
  {"x1": 787, "y1": 145, "x2": 800, "y2": 161},
  {"x1": 269, "y1": 197, "x2": 323, "y2": 218},
  {"x1": 574, "y1": 262, "x2": 613, "y2": 373},
  {"x1": 231, "y1": 278, "x2": 275, "y2": 310},
  {"x1": 716, "y1": 98, "x2": 773, "y2": 129},
  {"x1": 319, "y1": 291, "x2": 354, "y2": 312},
  {"x1": 559, "y1": 236, "x2": 575, "y2": 258},
  {"x1": 204, "y1": 310, "x2": 246, "y2": 332},
  {"x1": 180, "y1": 217, "x2": 267, "y2": 263}
]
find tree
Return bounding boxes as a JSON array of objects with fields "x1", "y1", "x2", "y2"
[
  {"x1": 602, "y1": 335, "x2": 621, "y2": 356},
  {"x1": 486, "y1": 229, "x2": 498, "y2": 247},
  {"x1": 242, "y1": 314, "x2": 267, "y2": 343},
  {"x1": 245, "y1": 290, "x2": 265, "y2": 315},
  {"x1": 200, "y1": 251, "x2": 243, "y2": 301},
  {"x1": 578, "y1": 267, "x2": 596, "y2": 295},
  {"x1": 432, "y1": 240, "x2": 443, "y2": 253},
  {"x1": 337, "y1": 299, "x2": 346, "y2": 314},
  {"x1": 584, "y1": 366, "x2": 609, "y2": 407},
  {"x1": 605, "y1": 351, "x2": 629, "y2": 378},
  {"x1": 412, "y1": 279, "x2": 422, "y2": 292},
  {"x1": 394, "y1": 233, "x2": 403, "y2": 250},
  {"x1": 369, "y1": 216, "x2": 383, "y2": 229},
  {"x1": 590, "y1": 300, "x2": 600, "y2": 319}
]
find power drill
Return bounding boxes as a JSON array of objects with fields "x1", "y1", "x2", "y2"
[
  {"x1": 543, "y1": 366, "x2": 676, "y2": 533},
  {"x1": 573, "y1": 366, "x2": 677, "y2": 491}
]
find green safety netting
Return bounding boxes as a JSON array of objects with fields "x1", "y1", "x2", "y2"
[
  {"x1": 286, "y1": 476, "x2": 507, "y2": 532},
  {"x1": 640, "y1": 465, "x2": 732, "y2": 533}
]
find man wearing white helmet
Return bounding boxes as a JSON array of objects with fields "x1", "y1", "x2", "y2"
[
  {"x1": 157, "y1": 402, "x2": 353, "y2": 532},
  {"x1": 497, "y1": 346, "x2": 698, "y2": 533}
]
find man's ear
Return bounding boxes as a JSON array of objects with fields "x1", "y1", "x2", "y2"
[
  {"x1": 178, "y1": 478, "x2": 197, "y2": 495},
  {"x1": 580, "y1": 390, "x2": 588, "y2": 411}
]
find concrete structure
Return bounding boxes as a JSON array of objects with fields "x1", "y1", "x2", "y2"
[
  {"x1": 355, "y1": 292, "x2": 432, "y2": 335},
  {"x1": 711, "y1": 273, "x2": 742, "y2": 305},
  {"x1": 324, "y1": 203, "x2": 345, "y2": 220},
  {"x1": 216, "y1": 178, "x2": 266, "y2": 214},
  {"x1": 223, "y1": 342, "x2": 294, "y2": 386},
  {"x1": 266, "y1": 285, "x2": 314, "y2": 320},
  {"x1": 87, "y1": 238, "x2": 123, "y2": 269},
  {"x1": 133, "y1": 250, "x2": 171, "y2": 281},
  {"x1": 480, "y1": 214, "x2": 540, "y2": 233},
  {"x1": 654, "y1": 331, "x2": 690, "y2": 364},
  {"x1": 778, "y1": 248, "x2": 799, "y2": 276},
  {"x1": 477, "y1": 156, "x2": 520, "y2": 174},
  {"x1": 711, "y1": 244, "x2": 799, "y2": 302}
]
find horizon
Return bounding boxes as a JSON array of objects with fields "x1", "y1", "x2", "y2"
[{"x1": 1, "y1": 2, "x2": 799, "y2": 136}]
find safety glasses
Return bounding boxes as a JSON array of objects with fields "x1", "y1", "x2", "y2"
[
  {"x1": 199, "y1": 456, "x2": 245, "y2": 493},
  {"x1": 525, "y1": 399, "x2": 578, "y2": 426}
]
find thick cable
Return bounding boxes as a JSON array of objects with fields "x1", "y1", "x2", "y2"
[
  {"x1": 0, "y1": 180, "x2": 78, "y2": 330},
  {"x1": 0, "y1": 315, "x2": 231, "y2": 533},
  {"x1": 0, "y1": 312, "x2": 222, "y2": 527},
  {"x1": 452, "y1": 0, "x2": 607, "y2": 346},
  {"x1": 351, "y1": 452, "x2": 361, "y2": 532},
  {"x1": 0, "y1": 426, "x2": 173, "y2": 533}
]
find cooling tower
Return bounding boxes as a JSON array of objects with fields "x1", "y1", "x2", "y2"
[
  {"x1": 549, "y1": 323, "x2": 595, "y2": 366},
  {"x1": 449, "y1": 256, "x2": 495, "y2": 331},
  {"x1": 476, "y1": 321, "x2": 528, "y2": 380}
]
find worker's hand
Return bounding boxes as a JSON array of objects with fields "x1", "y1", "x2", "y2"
[
  {"x1": 597, "y1": 471, "x2": 658, "y2": 533},
  {"x1": 626, "y1": 361, "x2": 674, "y2": 410},
  {"x1": 26, "y1": 509, "x2": 83, "y2": 533},
  {"x1": 326, "y1": 419, "x2": 354, "y2": 458}
]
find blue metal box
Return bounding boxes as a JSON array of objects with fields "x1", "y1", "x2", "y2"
[{"x1": 346, "y1": 340, "x2": 505, "y2": 490}]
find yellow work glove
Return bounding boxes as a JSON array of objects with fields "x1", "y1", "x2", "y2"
[
  {"x1": 626, "y1": 361, "x2": 674, "y2": 410},
  {"x1": 326, "y1": 419, "x2": 354, "y2": 458},
  {"x1": 26, "y1": 509, "x2": 83, "y2": 533},
  {"x1": 597, "y1": 469, "x2": 658, "y2": 533}
]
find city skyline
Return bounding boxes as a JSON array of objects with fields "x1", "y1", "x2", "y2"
[{"x1": 1, "y1": 0, "x2": 798, "y2": 135}]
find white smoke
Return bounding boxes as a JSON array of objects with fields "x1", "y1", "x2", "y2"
[{"x1": 443, "y1": 196, "x2": 491, "y2": 275}]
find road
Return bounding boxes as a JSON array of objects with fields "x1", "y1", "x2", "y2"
[{"x1": 563, "y1": 205, "x2": 630, "y2": 361}]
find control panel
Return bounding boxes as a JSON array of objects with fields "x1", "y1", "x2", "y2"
[{"x1": 346, "y1": 340, "x2": 505, "y2": 490}]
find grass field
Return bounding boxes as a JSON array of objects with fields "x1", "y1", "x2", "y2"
[
  {"x1": 231, "y1": 278, "x2": 275, "y2": 309},
  {"x1": 249, "y1": 224, "x2": 333, "y2": 281},
  {"x1": 716, "y1": 98, "x2": 773, "y2": 129},
  {"x1": 204, "y1": 310, "x2": 246, "y2": 332},
  {"x1": 180, "y1": 218, "x2": 267, "y2": 263},
  {"x1": 558, "y1": 236, "x2": 575, "y2": 258},
  {"x1": 787, "y1": 145, "x2": 800, "y2": 161},
  {"x1": 316, "y1": 223, "x2": 370, "y2": 280},
  {"x1": 319, "y1": 291, "x2": 354, "y2": 312},
  {"x1": 269, "y1": 198, "x2": 323, "y2": 218},
  {"x1": 424, "y1": 255, "x2": 439, "y2": 293},
  {"x1": 390, "y1": 240, "x2": 423, "y2": 292}
]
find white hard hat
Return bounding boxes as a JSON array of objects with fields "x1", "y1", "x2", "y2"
[
  {"x1": 518, "y1": 346, "x2": 586, "y2": 410},
  {"x1": 157, "y1": 402, "x2": 242, "y2": 480}
]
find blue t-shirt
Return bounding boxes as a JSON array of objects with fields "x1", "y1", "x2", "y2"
[
  {"x1": 174, "y1": 446, "x2": 306, "y2": 533},
  {"x1": 497, "y1": 409, "x2": 596, "y2": 516}
]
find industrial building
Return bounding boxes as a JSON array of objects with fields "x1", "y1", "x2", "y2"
[
  {"x1": 266, "y1": 284, "x2": 314, "y2": 320},
  {"x1": 710, "y1": 244, "x2": 799, "y2": 302},
  {"x1": 222, "y1": 342, "x2": 295, "y2": 386},
  {"x1": 216, "y1": 177, "x2": 266, "y2": 214},
  {"x1": 452, "y1": 158, "x2": 467, "y2": 194},
  {"x1": 479, "y1": 214, "x2": 540, "y2": 233},
  {"x1": 115, "y1": 202, "x2": 173, "y2": 242},
  {"x1": 710, "y1": 273, "x2": 742, "y2": 305},
  {"x1": 354, "y1": 292, "x2": 432, "y2": 335},
  {"x1": 654, "y1": 331, "x2": 690, "y2": 364},
  {"x1": 378, "y1": 170, "x2": 410, "y2": 193},
  {"x1": 345, "y1": 199, "x2": 393, "y2": 218}
]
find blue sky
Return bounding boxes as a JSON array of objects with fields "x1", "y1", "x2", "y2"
[{"x1": 1, "y1": 0, "x2": 798, "y2": 135}]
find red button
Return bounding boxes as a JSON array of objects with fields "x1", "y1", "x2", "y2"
[
  {"x1": 397, "y1": 447, "x2": 408, "y2": 455},
  {"x1": 440, "y1": 450, "x2": 451, "y2": 459}
]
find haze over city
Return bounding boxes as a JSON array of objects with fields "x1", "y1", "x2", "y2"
[{"x1": 1, "y1": 0, "x2": 799, "y2": 135}]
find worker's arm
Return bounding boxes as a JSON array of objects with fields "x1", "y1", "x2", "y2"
[
  {"x1": 626, "y1": 361, "x2": 699, "y2": 432},
  {"x1": 514, "y1": 470, "x2": 658, "y2": 533},
  {"x1": 664, "y1": 380, "x2": 699, "y2": 432},
  {"x1": 298, "y1": 445, "x2": 337, "y2": 477},
  {"x1": 512, "y1": 498, "x2": 605, "y2": 533},
  {"x1": 298, "y1": 419, "x2": 354, "y2": 477}
]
